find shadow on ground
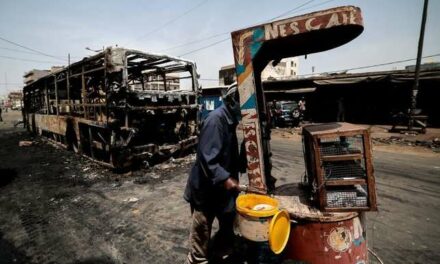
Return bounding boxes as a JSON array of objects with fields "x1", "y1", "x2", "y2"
[{"x1": 0, "y1": 168, "x2": 17, "y2": 187}]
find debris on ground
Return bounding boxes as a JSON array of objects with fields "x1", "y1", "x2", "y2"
[
  {"x1": 18, "y1": 141, "x2": 34, "y2": 147},
  {"x1": 373, "y1": 136, "x2": 440, "y2": 152},
  {"x1": 149, "y1": 172, "x2": 160, "y2": 179},
  {"x1": 111, "y1": 182, "x2": 122, "y2": 188},
  {"x1": 123, "y1": 197, "x2": 139, "y2": 203},
  {"x1": 271, "y1": 127, "x2": 302, "y2": 138}
]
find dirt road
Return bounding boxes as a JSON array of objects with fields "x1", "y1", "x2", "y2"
[
  {"x1": 269, "y1": 138, "x2": 440, "y2": 264},
  {"x1": 0, "y1": 110, "x2": 439, "y2": 263}
]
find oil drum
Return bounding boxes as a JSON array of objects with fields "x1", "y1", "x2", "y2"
[{"x1": 275, "y1": 184, "x2": 368, "y2": 264}]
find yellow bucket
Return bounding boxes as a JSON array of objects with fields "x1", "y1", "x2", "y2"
[{"x1": 236, "y1": 194, "x2": 291, "y2": 254}]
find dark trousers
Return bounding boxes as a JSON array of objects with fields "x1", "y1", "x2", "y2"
[
  {"x1": 186, "y1": 207, "x2": 236, "y2": 264},
  {"x1": 337, "y1": 110, "x2": 345, "y2": 122}
]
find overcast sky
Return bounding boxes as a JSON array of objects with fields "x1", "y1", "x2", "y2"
[{"x1": 0, "y1": 0, "x2": 439, "y2": 95}]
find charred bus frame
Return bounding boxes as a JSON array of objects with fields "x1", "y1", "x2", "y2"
[{"x1": 23, "y1": 47, "x2": 200, "y2": 168}]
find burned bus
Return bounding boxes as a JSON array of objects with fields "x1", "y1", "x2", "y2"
[{"x1": 23, "y1": 47, "x2": 200, "y2": 168}]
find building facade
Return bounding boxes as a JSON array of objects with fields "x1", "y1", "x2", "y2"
[
  {"x1": 261, "y1": 57, "x2": 299, "y2": 80},
  {"x1": 23, "y1": 69, "x2": 51, "y2": 86},
  {"x1": 219, "y1": 57, "x2": 299, "y2": 85},
  {"x1": 8, "y1": 91, "x2": 23, "y2": 110}
]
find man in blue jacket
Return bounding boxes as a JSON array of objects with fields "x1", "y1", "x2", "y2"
[{"x1": 184, "y1": 84, "x2": 244, "y2": 264}]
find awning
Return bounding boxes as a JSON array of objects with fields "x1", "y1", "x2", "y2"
[{"x1": 264, "y1": 87, "x2": 316, "y2": 94}]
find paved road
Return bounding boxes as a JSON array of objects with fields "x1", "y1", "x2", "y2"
[{"x1": 0, "y1": 110, "x2": 439, "y2": 263}]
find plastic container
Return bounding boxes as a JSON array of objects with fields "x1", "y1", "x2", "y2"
[{"x1": 236, "y1": 194, "x2": 290, "y2": 254}]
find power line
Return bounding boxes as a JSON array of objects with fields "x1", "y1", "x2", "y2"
[
  {"x1": 197, "y1": 53, "x2": 440, "y2": 83},
  {"x1": 0, "y1": 55, "x2": 63, "y2": 64},
  {"x1": 268, "y1": 0, "x2": 316, "y2": 22},
  {"x1": 0, "y1": 46, "x2": 82, "y2": 60},
  {"x1": 175, "y1": 0, "x2": 321, "y2": 57},
  {"x1": 159, "y1": 32, "x2": 228, "y2": 52},
  {"x1": 133, "y1": 0, "x2": 209, "y2": 43},
  {"x1": 160, "y1": 0, "x2": 317, "y2": 52},
  {"x1": 179, "y1": 0, "x2": 437, "y2": 73},
  {"x1": 162, "y1": 0, "x2": 319, "y2": 53},
  {"x1": 178, "y1": 37, "x2": 230, "y2": 57},
  {"x1": 0, "y1": 36, "x2": 66, "y2": 62},
  {"x1": 284, "y1": 0, "x2": 339, "y2": 18},
  {"x1": 0, "y1": 46, "x2": 44, "y2": 56},
  {"x1": 297, "y1": 53, "x2": 440, "y2": 77}
]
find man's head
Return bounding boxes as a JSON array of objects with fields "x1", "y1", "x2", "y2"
[{"x1": 223, "y1": 83, "x2": 241, "y2": 120}]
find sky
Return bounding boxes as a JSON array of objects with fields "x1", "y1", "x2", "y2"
[{"x1": 0, "y1": 0, "x2": 439, "y2": 96}]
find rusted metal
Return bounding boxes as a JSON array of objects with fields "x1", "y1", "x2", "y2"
[
  {"x1": 231, "y1": 6, "x2": 364, "y2": 192},
  {"x1": 286, "y1": 215, "x2": 368, "y2": 263},
  {"x1": 275, "y1": 184, "x2": 368, "y2": 263},
  {"x1": 23, "y1": 47, "x2": 200, "y2": 168}
]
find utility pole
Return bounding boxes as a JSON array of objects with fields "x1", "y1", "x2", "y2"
[
  {"x1": 67, "y1": 53, "x2": 70, "y2": 112},
  {"x1": 409, "y1": 0, "x2": 429, "y2": 131}
]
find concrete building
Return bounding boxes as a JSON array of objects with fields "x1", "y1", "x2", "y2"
[
  {"x1": 23, "y1": 67, "x2": 64, "y2": 86},
  {"x1": 405, "y1": 62, "x2": 440, "y2": 72},
  {"x1": 219, "y1": 65, "x2": 236, "y2": 86},
  {"x1": 8, "y1": 91, "x2": 23, "y2": 110},
  {"x1": 0, "y1": 95, "x2": 7, "y2": 108},
  {"x1": 23, "y1": 69, "x2": 51, "y2": 86},
  {"x1": 261, "y1": 57, "x2": 299, "y2": 80},
  {"x1": 219, "y1": 57, "x2": 299, "y2": 85}
]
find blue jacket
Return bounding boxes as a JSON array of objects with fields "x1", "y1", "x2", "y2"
[{"x1": 184, "y1": 104, "x2": 242, "y2": 213}]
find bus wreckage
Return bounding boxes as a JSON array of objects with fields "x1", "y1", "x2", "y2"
[{"x1": 23, "y1": 47, "x2": 200, "y2": 168}]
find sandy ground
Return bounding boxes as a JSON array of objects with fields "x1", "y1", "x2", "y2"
[
  {"x1": 268, "y1": 137, "x2": 440, "y2": 264},
  {"x1": 269, "y1": 124, "x2": 440, "y2": 157},
  {"x1": 0, "y1": 110, "x2": 439, "y2": 263}
]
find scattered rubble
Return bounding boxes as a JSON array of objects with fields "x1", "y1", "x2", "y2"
[
  {"x1": 18, "y1": 141, "x2": 34, "y2": 147},
  {"x1": 123, "y1": 197, "x2": 139, "y2": 203},
  {"x1": 373, "y1": 136, "x2": 440, "y2": 152},
  {"x1": 133, "y1": 154, "x2": 195, "y2": 185},
  {"x1": 270, "y1": 127, "x2": 302, "y2": 139}
]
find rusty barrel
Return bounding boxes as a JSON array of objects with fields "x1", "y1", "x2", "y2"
[{"x1": 275, "y1": 184, "x2": 368, "y2": 264}]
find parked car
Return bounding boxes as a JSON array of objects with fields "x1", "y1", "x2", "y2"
[{"x1": 269, "y1": 100, "x2": 299, "y2": 127}]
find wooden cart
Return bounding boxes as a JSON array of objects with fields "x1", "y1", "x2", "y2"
[{"x1": 302, "y1": 122, "x2": 377, "y2": 212}]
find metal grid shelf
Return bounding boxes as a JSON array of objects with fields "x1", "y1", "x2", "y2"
[
  {"x1": 302, "y1": 122, "x2": 377, "y2": 211},
  {"x1": 322, "y1": 160, "x2": 366, "y2": 180},
  {"x1": 326, "y1": 185, "x2": 368, "y2": 208}
]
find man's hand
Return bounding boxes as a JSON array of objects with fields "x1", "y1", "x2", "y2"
[{"x1": 223, "y1": 177, "x2": 239, "y2": 191}]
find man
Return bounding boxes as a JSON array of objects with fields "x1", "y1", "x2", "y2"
[
  {"x1": 184, "y1": 84, "x2": 244, "y2": 264},
  {"x1": 269, "y1": 100, "x2": 278, "y2": 128},
  {"x1": 298, "y1": 96, "x2": 306, "y2": 116},
  {"x1": 0, "y1": 106, "x2": 3, "y2": 122},
  {"x1": 337, "y1": 97, "x2": 345, "y2": 122}
]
